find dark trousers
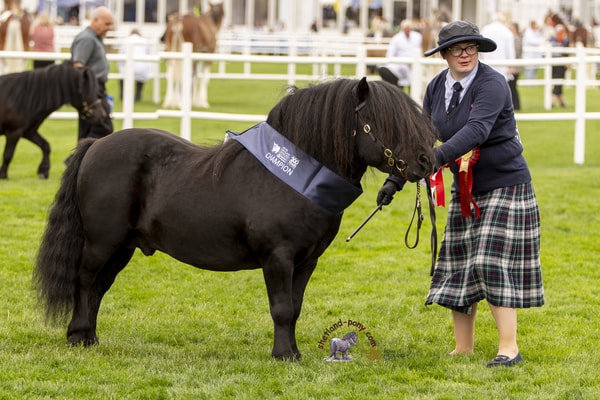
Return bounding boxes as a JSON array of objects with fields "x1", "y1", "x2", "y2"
[
  {"x1": 78, "y1": 81, "x2": 114, "y2": 140},
  {"x1": 552, "y1": 66, "x2": 566, "y2": 96},
  {"x1": 508, "y1": 72, "x2": 520, "y2": 111},
  {"x1": 119, "y1": 80, "x2": 144, "y2": 103}
]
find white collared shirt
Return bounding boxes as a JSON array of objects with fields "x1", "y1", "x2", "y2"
[{"x1": 445, "y1": 63, "x2": 479, "y2": 110}]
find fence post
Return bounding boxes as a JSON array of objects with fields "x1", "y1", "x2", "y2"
[
  {"x1": 574, "y1": 42, "x2": 586, "y2": 164},
  {"x1": 180, "y1": 42, "x2": 193, "y2": 141},
  {"x1": 122, "y1": 43, "x2": 135, "y2": 129},
  {"x1": 543, "y1": 46, "x2": 553, "y2": 110},
  {"x1": 355, "y1": 43, "x2": 366, "y2": 79},
  {"x1": 152, "y1": 42, "x2": 161, "y2": 105},
  {"x1": 410, "y1": 48, "x2": 423, "y2": 103},
  {"x1": 288, "y1": 34, "x2": 297, "y2": 86}
]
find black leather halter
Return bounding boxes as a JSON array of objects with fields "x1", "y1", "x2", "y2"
[
  {"x1": 352, "y1": 99, "x2": 437, "y2": 275},
  {"x1": 81, "y1": 98, "x2": 102, "y2": 120},
  {"x1": 353, "y1": 100, "x2": 408, "y2": 177}
]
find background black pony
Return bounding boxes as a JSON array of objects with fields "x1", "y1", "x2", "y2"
[
  {"x1": 0, "y1": 62, "x2": 106, "y2": 179},
  {"x1": 34, "y1": 77, "x2": 437, "y2": 360}
]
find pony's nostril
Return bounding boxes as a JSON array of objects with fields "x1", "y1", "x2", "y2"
[{"x1": 418, "y1": 153, "x2": 433, "y2": 170}]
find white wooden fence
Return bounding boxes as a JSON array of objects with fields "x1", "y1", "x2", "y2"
[{"x1": 1, "y1": 39, "x2": 598, "y2": 164}]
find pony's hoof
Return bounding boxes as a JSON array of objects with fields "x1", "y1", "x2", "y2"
[
  {"x1": 68, "y1": 334, "x2": 98, "y2": 347},
  {"x1": 38, "y1": 173, "x2": 49, "y2": 179},
  {"x1": 272, "y1": 351, "x2": 301, "y2": 361}
]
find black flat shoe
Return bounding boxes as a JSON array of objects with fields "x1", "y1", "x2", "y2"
[{"x1": 487, "y1": 352, "x2": 523, "y2": 368}]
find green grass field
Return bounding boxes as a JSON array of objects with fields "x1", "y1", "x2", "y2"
[{"x1": 1, "y1": 68, "x2": 599, "y2": 399}]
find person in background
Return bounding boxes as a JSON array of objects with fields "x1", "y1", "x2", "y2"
[
  {"x1": 508, "y1": 22, "x2": 523, "y2": 110},
  {"x1": 70, "y1": 6, "x2": 114, "y2": 141},
  {"x1": 29, "y1": 12, "x2": 55, "y2": 69},
  {"x1": 118, "y1": 28, "x2": 151, "y2": 103},
  {"x1": 377, "y1": 19, "x2": 422, "y2": 91},
  {"x1": 550, "y1": 24, "x2": 569, "y2": 108},
  {"x1": 376, "y1": 20, "x2": 544, "y2": 368},
  {"x1": 480, "y1": 13, "x2": 519, "y2": 108},
  {"x1": 522, "y1": 20, "x2": 546, "y2": 80}
]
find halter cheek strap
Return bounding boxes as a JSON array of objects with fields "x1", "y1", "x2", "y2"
[{"x1": 353, "y1": 100, "x2": 408, "y2": 176}]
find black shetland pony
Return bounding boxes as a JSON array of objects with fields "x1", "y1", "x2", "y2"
[
  {"x1": 34, "y1": 77, "x2": 437, "y2": 360},
  {"x1": 0, "y1": 62, "x2": 106, "y2": 179}
]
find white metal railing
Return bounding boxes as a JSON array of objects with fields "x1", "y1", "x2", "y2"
[{"x1": 0, "y1": 40, "x2": 597, "y2": 164}]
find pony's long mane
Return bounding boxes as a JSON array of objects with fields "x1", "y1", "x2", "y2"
[
  {"x1": 267, "y1": 79, "x2": 436, "y2": 180},
  {"x1": 0, "y1": 62, "x2": 88, "y2": 112},
  {"x1": 208, "y1": 79, "x2": 437, "y2": 182}
]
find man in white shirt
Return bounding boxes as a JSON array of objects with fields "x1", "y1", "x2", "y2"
[
  {"x1": 118, "y1": 28, "x2": 151, "y2": 102},
  {"x1": 480, "y1": 13, "x2": 516, "y2": 81},
  {"x1": 377, "y1": 19, "x2": 422, "y2": 90},
  {"x1": 522, "y1": 20, "x2": 546, "y2": 79}
]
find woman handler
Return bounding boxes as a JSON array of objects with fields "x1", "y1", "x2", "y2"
[{"x1": 377, "y1": 20, "x2": 544, "y2": 367}]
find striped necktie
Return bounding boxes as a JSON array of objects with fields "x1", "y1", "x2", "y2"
[{"x1": 447, "y1": 82, "x2": 463, "y2": 114}]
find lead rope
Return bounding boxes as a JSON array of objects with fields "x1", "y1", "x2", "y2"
[
  {"x1": 425, "y1": 178, "x2": 438, "y2": 276},
  {"x1": 404, "y1": 183, "x2": 423, "y2": 250},
  {"x1": 404, "y1": 181, "x2": 438, "y2": 276}
]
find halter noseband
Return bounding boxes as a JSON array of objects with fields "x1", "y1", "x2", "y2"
[
  {"x1": 353, "y1": 100, "x2": 408, "y2": 176},
  {"x1": 81, "y1": 98, "x2": 102, "y2": 120}
]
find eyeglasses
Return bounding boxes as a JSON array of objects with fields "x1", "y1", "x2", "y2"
[{"x1": 446, "y1": 45, "x2": 479, "y2": 57}]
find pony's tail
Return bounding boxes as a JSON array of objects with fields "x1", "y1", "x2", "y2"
[{"x1": 33, "y1": 139, "x2": 95, "y2": 323}]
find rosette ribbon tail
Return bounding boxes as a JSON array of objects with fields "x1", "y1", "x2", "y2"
[{"x1": 458, "y1": 149, "x2": 480, "y2": 218}]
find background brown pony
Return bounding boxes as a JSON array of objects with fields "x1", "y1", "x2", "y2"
[
  {"x1": 546, "y1": 11, "x2": 592, "y2": 46},
  {"x1": 162, "y1": 2, "x2": 224, "y2": 108}
]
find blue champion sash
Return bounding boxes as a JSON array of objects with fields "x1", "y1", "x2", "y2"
[{"x1": 228, "y1": 122, "x2": 363, "y2": 214}]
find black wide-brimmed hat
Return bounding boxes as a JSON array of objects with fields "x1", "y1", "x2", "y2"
[{"x1": 424, "y1": 20, "x2": 497, "y2": 57}]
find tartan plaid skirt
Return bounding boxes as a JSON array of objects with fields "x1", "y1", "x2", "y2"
[{"x1": 425, "y1": 182, "x2": 545, "y2": 314}]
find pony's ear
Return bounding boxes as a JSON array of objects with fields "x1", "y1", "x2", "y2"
[
  {"x1": 80, "y1": 67, "x2": 96, "y2": 95},
  {"x1": 356, "y1": 77, "x2": 369, "y2": 104}
]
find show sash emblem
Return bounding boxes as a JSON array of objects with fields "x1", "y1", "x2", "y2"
[
  {"x1": 228, "y1": 122, "x2": 363, "y2": 214},
  {"x1": 429, "y1": 147, "x2": 480, "y2": 218}
]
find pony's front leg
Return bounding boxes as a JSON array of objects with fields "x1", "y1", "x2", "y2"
[
  {"x1": 0, "y1": 135, "x2": 20, "y2": 179},
  {"x1": 262, "y1": 257, "x2": 297, "y2": 360},
  {"x1": 288, "y1": 259, "x2": 318, "y2": 357}
]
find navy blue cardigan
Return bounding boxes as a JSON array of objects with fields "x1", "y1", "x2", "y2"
[{"x1": 423, "y1": 62, "x2": 531, "y2": 194}]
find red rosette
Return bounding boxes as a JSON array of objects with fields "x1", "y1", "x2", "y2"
[
  {"x1": 430, "y1": 167, "x2": 446, "y2": 207},
  {"x1": 456, "y1": 148, "x2": 480, "y2": 217}
]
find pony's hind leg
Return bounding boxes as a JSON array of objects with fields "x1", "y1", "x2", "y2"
[
  {"x1": 67, "y1": 246, "x2": 134, "y2": 346},
  {"x1": 87, "y1": 247, "x2": 135, "y2": 340},
  {"x1": 23, "y1": 130, "x2": 51, "y2": 179}
]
